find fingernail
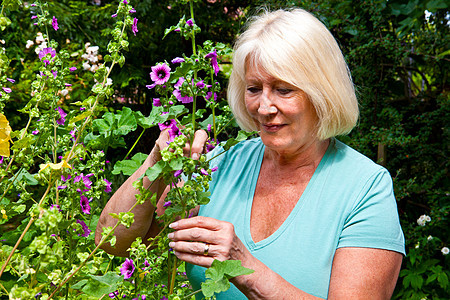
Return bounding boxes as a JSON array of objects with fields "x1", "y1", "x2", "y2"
[
  {"x1": 168, "y1": 233, "x2": 174, "y2": 239},
  {"x1": 173, "y1": 250, "x2": 178, "y2": 256},
  {"x1": 169, "y1": 242, "x2": 175, "y2": 247},
  {"x1": 192, "y1": 153, "x2": 199, "y2": 160},
  {"x1": 169, "y1": 222, "x2": 178, "y2": 229}
]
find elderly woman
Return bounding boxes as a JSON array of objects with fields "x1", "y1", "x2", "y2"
[{"x1": 96, "y1": 8, "x2": 405, "y2": 299}]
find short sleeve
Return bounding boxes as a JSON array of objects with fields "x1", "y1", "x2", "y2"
[{"x1": 338, "y1": 169, "x2": 406, "y2": 255}]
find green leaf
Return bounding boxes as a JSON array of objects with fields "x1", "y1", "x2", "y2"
[
  {"x1": 12, "y1": 169, "x2": 38, "y2": 185},
  {"x1": 437, "y1": 272, "x2": 448, "y2": 289},
  {"x1": 112, "y1": 153, "x2": 148, "y2": 176},
  {"x1": 221, "y1": 130, "x2": 257, "y2": 151},
  {"x1": 144, "y1": 160, "x2": 165, "y2": 181},
  {"x1": 201, "y1": 260, "x2": 254, "y2": 297},
  {"x1": 71, "y1": 279, "x2": 88, "y2": 290},
  {"x1": 115, "y1": 107, "x2": 137, "y2": 135}
]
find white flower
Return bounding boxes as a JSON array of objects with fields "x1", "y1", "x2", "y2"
[
  {"x1": 82, "y1": 62, "x2": 91, "y2": 70},
  {"x1": 35, "y1": 32, "x2": 45, "y2": 44},
  {"x1": 427, "y1": 235, "x2": 433, "y2": 241},
  {"x1": 415, "y1": 242, "x2": 420, "y2": 249},
  {"x1": 26, "y1": 40, "x2": 34, "y2": 49},
  {"x1": 60, "y1": 89, "x2": 69, "y2": 97},
  {"x1": 105, "y1": 78, "x2": 113, "y2": 86},
  {"x1": 441, "y1": 247, "x2": 449, "y2": 255},
  {"x1": 417, "y1": 214, "x2": 431, "y2": 226},
  {"x1": 0, "y1": 40, "x2": 4, "y2": 44}
]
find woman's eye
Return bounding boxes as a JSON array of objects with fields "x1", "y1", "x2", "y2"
[
  {"x1": 277, "y1": 88, "x2": 292, "y2": 95},
  {"x1": 247, "y1": 87, "x2": 261, "y2": 94}
]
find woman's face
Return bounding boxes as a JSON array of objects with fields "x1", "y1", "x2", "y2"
[{"x1": 244, "y1": 65, "x2": 320, "y2": 156}]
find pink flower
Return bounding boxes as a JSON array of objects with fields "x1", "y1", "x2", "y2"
[
  {"x1": 120, "y1": 258, "x2": 135, "y2": 279},
  {"x1": 56, "y1": 107, "x2": 67, "y2": 125},
  {"x1": 104, "y1": 179, "x2": 112, "y2": 193},
  {"x1": 132, "y1": 18, "x2": 138, "y2": 36},
  {"x1": 171, "y1": 57, "x2": 184, "y2": 64},
  {"x1": 205, "y1": 49, "x2": 219, "y2": 76},
  {"x1": 149, "y1": 63, "x2": 171, "y2": 85},
  {"x1": 52, "y1": 16, "x2": 59, "y2": 31},
  {"x1": 152, "y1": 98, "x2": 161, "y2": 107},
  {"x1": 80, "y1": 195, "x2": 91, "y2": 214}
]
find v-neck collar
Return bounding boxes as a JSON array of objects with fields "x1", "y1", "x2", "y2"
[{"x1": 243, "y1": 139, "x2": 335, "y2": 251}]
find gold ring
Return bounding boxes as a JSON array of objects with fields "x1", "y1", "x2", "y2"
[{"x1": 203, "y1": 243, "x2": 210, "y2": 256}]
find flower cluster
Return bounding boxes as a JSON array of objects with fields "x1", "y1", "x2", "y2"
[
  {"x1": 417, "y1": 214, "x2": 431, "y2": 226},
  {"x1": 82, "y1": 42, "x2": 102, "y2": 73}
]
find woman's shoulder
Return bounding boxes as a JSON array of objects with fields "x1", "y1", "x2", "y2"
[{"x1": 330, "y1": 138, "x2": 390, "y2": 178}]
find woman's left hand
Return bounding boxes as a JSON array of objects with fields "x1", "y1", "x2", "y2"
[{"x1": 167, "y1": 216, "x2": 247, "y2": 268}]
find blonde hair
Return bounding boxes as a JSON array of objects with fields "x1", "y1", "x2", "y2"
[{"x1": 227, "y1": 8, "x2": 359, "y2": 140}]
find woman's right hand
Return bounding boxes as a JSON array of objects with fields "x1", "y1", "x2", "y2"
[{"x1": 151, "y1": 128, "x2": 209, "y2": 163}]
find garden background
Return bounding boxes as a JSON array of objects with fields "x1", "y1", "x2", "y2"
[{"x1": 0, "y1": 0, "x2": 448, "y2": 299}]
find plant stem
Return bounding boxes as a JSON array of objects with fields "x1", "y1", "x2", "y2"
[
  {"x1": 0, "y1": 176, "x2": 54, "y2": 279},
  {"x1": 123, "y1": 128, "x2": 145, "y2": 160}
]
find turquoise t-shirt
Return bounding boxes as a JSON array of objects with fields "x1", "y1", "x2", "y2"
[{"x1": 186, "y1": 138, "x2": 405, "y2": 299}]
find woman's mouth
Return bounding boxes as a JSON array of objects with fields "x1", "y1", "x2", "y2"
[{"x1": 261, "y1": 123, "x2": 285, "y2": 132}]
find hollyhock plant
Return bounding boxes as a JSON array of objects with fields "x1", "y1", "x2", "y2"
[
  {"x1": 158, "y1": 119, "x2": 176, "y2": 131},
  {"x1": 38, "y1": 47, "x2": 56, "y2": 61},
  {"x1": 2, "y1": 87, "x2": 11, "y2": 93},
  {"x1": 171, "y1": 57, "x2": 184, "y2": 64},
  {"x1": 120, "y1": 258, "x2": 135, "y2": 279},
  {"x1": 132, "y1": 18, "x2": 138, "y2": 36},
  {"x1": 52, "y1": 16, "x2": 59, "y2": 31},
  {"x1": 80, "y1": 195, "x2": 91, "y2": 214},
  {"x1": 56, "y1": 107, "x2": 67, "y2": 125},
  {"x1": 104, "y1": 179, "x2": 112, "y2": 193},
  {"x1": 205, "y1": 49, "x2": 219, "y2": 75},
  {"x1": 76, "y1": 219, "x2": 91, "y2": 237},
  {"x1": 152, "y1": 98, "x2": 161, "y2": 107},
  {"x1": 149, "y1": 63, "x2": 171, "y2": 85},
  {"x1": 168, "y1": 124, "x2": 182, "y2": 142}
]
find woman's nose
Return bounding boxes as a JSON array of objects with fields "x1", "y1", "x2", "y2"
[{"x1": 257, "y1": 93, "x2": 277, "y2": 114}]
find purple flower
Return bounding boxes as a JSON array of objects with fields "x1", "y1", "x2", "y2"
[
  {"x1": 158, "y1": 119, "x2": 176, "y2": 131},
  {"x1": 171, "y1": 57, "x2": 184, "y2": 64},
  {"x1": 31, "y1": 15, "x2": 38, "y2": 19},
  {"x1": 186, "y1": 19, "x2": 194, "y2": 26},
  {"x1": 152, "y1": 98, "x2": 161, "y2": 107},
  {"x1": 69, "y1": 67, "x2": 77, "y2": 72},
  {"x1": 196, "y1": 80, "x2": 205, "y2": 89},
  {"x1": 56, "y1": 107, "x2": 67, "y2": 125},
  {"x1": 173, "y1": 89, "x2": 193, "y2": 104},
  {"x1": 163, "y1": 201, "x2": 172, "y2": 208},
  {"x1": 6, "y1": 78, "x2": 15, "y2": 83},
  {"x1": 61, "y1": 174, "x2": 71, "y2": 182},
  {"x1": 205, "y1": 49, "x2": 219, "y2": 76},
  {"x1": 132, "y1": 18, "x2": 138, "y2": 36},
  {"x1": 111, "y1": 13, "x2": 118, "y2": 18},
  {"x1": 211, "y1": 166, "x2": 218, "y2": 172},
  {"x1": 123, "y1": 0, "x2": 128, "y2": 4},
  {"x1": 52, "y1": 16, "x2": 59, "y2": 31},
  {"x1": 206, "y1": 91, "x2": 217, "y2": 102},
  {"x1": 51, "y1": 70, "x2": 57, "y2": 79},
  {"x1": 120, "y1": 258, "x2": 135, "y2": 279},
  {"x1": 207, "y1": 124, "x2": 212, "y2": 132},
  {"x1": 65, "y1": 83, "x2": 72, "y2": 87},
  {"x1": 129, "y1": 8, "x2": 136, "y2": 13},
  {"x1": 2, "y1": 87, "x2": 12, "y2": 93},
  {"x1": 200, "y1": 169, "x2": 209, "y2": 176},
  {"x1": 80, "y1": 195, "x2": 91, "y2": 214},
  {"x1": 109, "y1": 291, "x2": 119, "y2": 298},
  {"x1": 39, "y1": 47, "x2": 56, "y2": 61},
  {"x1": 160, "y1": 297, "x2": 168, "y2": 300},
  {"x1": 146, "y1": 83, "x2": 156, "y2": 89},
  {"x1": 168, "y1": 124, "x2": 181, "y2": 142},
  {"x1": 174, "y1": 169, "x2": 182, "y2": 177},
  {"x1": 76, "y1": 219, "x2": 91, "y2": 237},
  {"x1": 32, "y1": 130, "x2": 39, "y2": 135},
  {"x1": 104, "y1": 179, "x2": 112, "y2": 193},
  {"x1": 150, "y1": 63, "x2": 171, "y2": 85}
]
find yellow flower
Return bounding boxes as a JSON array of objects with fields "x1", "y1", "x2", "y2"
[
  {"x1": 39, "y1": 160, "x2": 72, "y2": 171},
  {"x1": 0, "y1": 113, "x2": 12, "y2": 157}
]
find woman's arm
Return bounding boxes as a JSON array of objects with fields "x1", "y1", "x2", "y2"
[
  {"x1": 95, "y1": 130, "x2": 208, "y2": 257},
  {"x1": 167, "y1": 216, "x2": 403, "y2": 299}
]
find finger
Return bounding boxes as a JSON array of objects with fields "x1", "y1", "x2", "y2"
[
  {"x1": 171, "y1": 248, "x2": 214, "y2": 268},
  {"x1": 168, "y1": 227, "x2": 218, "y2": 244},
  {"x1": 190, "y1": 130, "x2": 208, "y2": 160},
  {"x1": 169, "y1": 216, "x2": 225, "y2": 231},
  {"x1": 169, "y1": 240, "x2": 211, "y2": 256}
]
